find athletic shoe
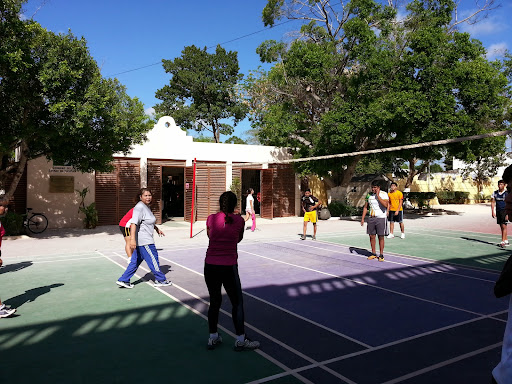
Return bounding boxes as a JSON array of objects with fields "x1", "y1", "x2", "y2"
[
  {"x1": 504, "y1": 241, "x2": 510, "y2": 247},
  {"x1": 378, "y1": 255, "x2": 385, "y2": 262},
  {"x1": 154, "y1": 280, "x2": 172, "y2": 287},
  {"x1": 367, "y1": 254, "x2": 378, "y2": 260},
  {"x1": 0, "y1": 307, "x2": 16, "y2": 318},
  {"x1": 387, "y1": 234, "x2": 394, "y2": 239},
  {"x1": 116, "y1": 280, "x2": 134, "y2": 289},
  {"x1": 400, "y1": 233, "x2": 405, "y2": 239},
  {"x1": 312, "y1": 236, "x2": 316, "y2": 240},
  {"x1": 234, "y1": 338, "x2": 260, "y2": 351},
  {"x1": 499, "y1": 241, "x2": 509, "y2": 247},
  {"x1": 300, "y1": 235, "x2": 306, "y2": 240},
  {"x1": 207, "y1": 334, "x2": 223, "y2": 350}
]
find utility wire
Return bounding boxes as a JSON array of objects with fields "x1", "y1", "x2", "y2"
[{"x1": 107, "y1": 19, "x2": 296, "y2": 78}]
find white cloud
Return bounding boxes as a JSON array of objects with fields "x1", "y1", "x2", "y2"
[
  {"x1": 145, "y1": 107, "x2": 155, "y2": 117},
  {"x1": 486, "y1": 42, "x2": 508, "y2": 60}
]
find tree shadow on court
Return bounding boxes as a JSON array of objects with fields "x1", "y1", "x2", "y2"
[
  {"x1": 4, "y1": 283, "x2": 64, "y2": 308},
  {"x1": 0, "y1": 261, "x2": 33, "y2": 274}
]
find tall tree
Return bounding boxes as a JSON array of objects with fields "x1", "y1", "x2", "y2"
[
  {"x1": 0, "y1": 0, "x2": 153, "y2": 200},
  {"x1": 245, "y1": 0, "x2": 509, "y2": 189},
  {"x1": 155, "y1": 45, "x2": 248, "y2": 143}
]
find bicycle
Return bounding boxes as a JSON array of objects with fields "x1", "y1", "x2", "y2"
[{"x1": 24, "y1": 208, "x2": 49, "y2": 234}]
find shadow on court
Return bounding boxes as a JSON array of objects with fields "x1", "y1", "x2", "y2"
[
  {"x1": 0, "y1": 261, "x2": 33, "y2": 274},
  {"x1": 4, "y1": 283, "x2": 64, "y2": 308}
]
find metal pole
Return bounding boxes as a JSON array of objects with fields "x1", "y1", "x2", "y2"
[{"x1": 190, "y1": 158, "x2": 196, "y2": 238}]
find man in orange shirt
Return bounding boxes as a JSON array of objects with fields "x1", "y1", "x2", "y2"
[{"x1": 387, "y1": 182, "x2": 405, "y2": 239}]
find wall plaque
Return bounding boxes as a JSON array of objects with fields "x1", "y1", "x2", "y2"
[{"x1": 49, "y1": 176, "x2": 75, "y2": 193}]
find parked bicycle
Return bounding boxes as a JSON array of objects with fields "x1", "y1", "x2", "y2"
[{"x1": 24, "y1": 208, "x2": 48, "y2": 234}]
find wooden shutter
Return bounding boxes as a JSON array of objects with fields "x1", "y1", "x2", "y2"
[
  {"x1": 95, "y1": 158, "x2": 140, "y2": 225},
  {"x1": 272, "y1": 165, "x2": 296, "y2": 217},
  {"x1": 260, "y1": 169, "x2": 274, "y2": 219},
  {"x1": 196, "y1": 164, "x2": 226, "y2": 221}
]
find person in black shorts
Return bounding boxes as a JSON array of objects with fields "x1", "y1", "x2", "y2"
[{"x1": 492, "y1": 180, "x2": 508, "y2": 247}]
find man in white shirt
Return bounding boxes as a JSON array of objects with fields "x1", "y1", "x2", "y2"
[{"x1": 360, "y1": 181, "x2": 389, "y2": 261}]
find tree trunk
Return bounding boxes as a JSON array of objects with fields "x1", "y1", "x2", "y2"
[
  {"x1": 1, "y1": 141, "x2": 29, "y2": 202},
  {"x1": 404, "y1": 158, "x2": 418, "y2": 189}
]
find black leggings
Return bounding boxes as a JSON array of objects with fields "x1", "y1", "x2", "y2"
[{"x1": 204, "y1": 263, "x2": 245, "y2": 335}]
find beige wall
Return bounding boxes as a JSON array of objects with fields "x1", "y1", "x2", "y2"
[{"x1": 28, "y1": 157, "x2": 95, "y2": 229}]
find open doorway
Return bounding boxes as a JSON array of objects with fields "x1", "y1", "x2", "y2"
[
  {"x1": 241, "y1": 169, "x2": 261, "y2": 215},
  {"x1": 162, "y1": 167, "x2": 184, "y2": 220}
]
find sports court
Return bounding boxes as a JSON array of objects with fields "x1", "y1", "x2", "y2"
[{"x1": 0, "y1": 204, "x2": 509, "y2": 383}]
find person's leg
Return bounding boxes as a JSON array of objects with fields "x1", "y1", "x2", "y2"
[
  {"x1": 389, "y1": 221, "x2": 395, "y2": 235},
  {"x1": 501, "y1": 224, "x2": 508, "y2": 242},
  {"x1": 244, "y1": 211, "x2": 250, "y2": 222},
  {"x1": 302, "y1": 220, "x2": 308, "y2": 239},
  {"x1": 204, "y1": 263, "x2": 223, "y2": 334},
  {"x1": 369, "y1": 234, "x2": 376, "y2": 254},
  {"x1": 222, "y1": 265, "x2": 245, "y2": 336},
  {"x1": 118, "y1": 247, "x2": 143, "y2": 283},
  {"x1": 251, "y1": 212, "x2": 256, "y2": 231},
  {"x1": 378, "y1": 235, "x2": 385, "y2": 255},
  {"x1": 313, "y1": 223, "x2": 317, "y2": 238},
  {"x1": 140, "y1": 244, "x2": 167, "y2": 283},
  {"x1": 124, "y1": 236, "x2": 132, "y2": 258},
  {"x1": 400, "y1": 222, "x2": 405, "y2": 234}
]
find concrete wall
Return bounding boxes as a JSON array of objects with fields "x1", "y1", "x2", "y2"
[{"x1": 27, "y1": 156, "x2": 95, "y2": 229}]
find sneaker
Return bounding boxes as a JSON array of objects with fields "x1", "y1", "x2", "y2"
[
  {"x1": 300, "y1": 235, "x2": 306, "y2": 240},
  {"x1": 378, "y1": 255, "x2": 385, "y2": 262},
  {"x1": 400, "y1": 233, "x2": 405, "y2": 239},
  {"x1": 312, "y1": 236, "x2": 316, "y2": 240},
  {"x1": 387, "y1": 234, "x2": 394, "y2": 239},
  {"x1": 116, "y1": 280, "x2": 134, "y2": 289},
  {"x1": 0, "y1": 307, "x2": 16, "y2": 318},
  {"x1": 504, "y1": 241, "x2": 510, "y2": 247},
  {"x1": 234, "y1": 338, "x2": 260, "y2": 351},
  {"x1": 207, "y1": 334, "x2": 223, "y2": 350},
  {"x1": 367, "y1": 254, "x2": 378, "y2": 260},
  {"x1": 154, "y1": 280, "x2": 172, "y2": 287}
]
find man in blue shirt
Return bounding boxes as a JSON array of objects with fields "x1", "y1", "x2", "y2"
[{"x1": 492, "y1": 179, "x2": 508, "y2": 247}]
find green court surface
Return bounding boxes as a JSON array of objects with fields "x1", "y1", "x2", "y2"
[
  {"x1": 0, "y1": 253, "x2": 287, "y2": 384},
  {"x1": 320, "y1": 227, "x2": 509, "y2": 272}
]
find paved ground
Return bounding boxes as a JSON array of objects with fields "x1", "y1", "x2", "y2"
[{"x1": 2, "y1": 203, "x2": 498, "y2": 259}]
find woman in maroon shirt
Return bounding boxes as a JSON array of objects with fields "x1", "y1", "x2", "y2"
[{"x1": 204, "y1": 191, "x2": 260, "y2": 351}]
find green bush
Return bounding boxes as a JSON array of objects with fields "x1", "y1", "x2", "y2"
[
  {"x1": 407, "y1": 192, "x2": 437, "y2": 208},
  {"x1": 437, "y1": 191, "x2": 469, "y2": 204},
  {"x1": 0, "y1": 211, "x2": 26, "y2": 236},
  {"x1": 328, "y1": 200, "x2": 361, "y2": 217}
]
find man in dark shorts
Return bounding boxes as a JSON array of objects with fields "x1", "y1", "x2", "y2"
[
  {"x1": 301, "y1": 189, "x2": 321, "y2": 240},
  {"x1": 361, "y1": 181, "x2": 389, "y2": 261},
  {"x1": 491, "y1": 179, "x2": 508, "y2": 247}
]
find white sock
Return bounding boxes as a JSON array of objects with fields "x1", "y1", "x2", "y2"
[
  {"x1": 236, "y1": 334, "x2": 245, "y2": 343},
  {"x1": 209, "y1": 332, "x2": 218, "y2": 339}
]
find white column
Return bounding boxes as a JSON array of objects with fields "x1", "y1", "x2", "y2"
[
  {"x1": 140, "y1": 157, "x2": 147, "y2": 187},
  {"x1": 226, "y1": 161, "x2": 233, "y2": 190}
]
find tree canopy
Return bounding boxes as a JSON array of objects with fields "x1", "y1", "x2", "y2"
[
  {"x1": 155, "y1": 45, "x2": 248, "y2": 143},
  {"x1": 0, "y1": 0, "x2": 153, "y2": 200},
  {"x1": 244, "y1": 0, "x2": 510, "y2": 188}
]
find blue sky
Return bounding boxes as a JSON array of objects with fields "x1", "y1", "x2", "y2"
[{"x1": 21, "y1": 0, "x2": 512, "y2": 142}]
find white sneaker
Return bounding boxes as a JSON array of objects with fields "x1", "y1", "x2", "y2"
[
  {"x1": 400, "y1": 233, "x2": 405, "y2": 239},
  {"x1": 116, "y1": 280, "x2": 134, "y2": 289},
  {"x1": 154, "y1": 280, "x2": 172, "y2": 287},
  {"x1": 387, "y1": 234, "x2": 394, "y2": 239}
]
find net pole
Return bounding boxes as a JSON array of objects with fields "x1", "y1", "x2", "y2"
[{"x1": 190, "y1": 158, "x2": 197, "y2": 238}]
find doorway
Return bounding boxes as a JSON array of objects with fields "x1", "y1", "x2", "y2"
[
  {"x1": 162, "y1": 167, "x2": 184, "y2": 220},
  {"x1": 241, "y1": 169, "x2": 261, "y2": 214}
]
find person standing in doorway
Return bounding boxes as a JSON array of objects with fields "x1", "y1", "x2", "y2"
[
  {"x1": 361, "y1": 181, "x2": 389, "y2": 261},
  {"x1": 387, "y1": 182, "x2": 405, "y2": 239},
  {"x1": 116, "y1": 188, "x2": 172, "y2": 288},
  {"x1": 301, "y1": 189, "x2": 321, "y2": 240},
  {"x1": 492, "y1": 180, "x2": 509, "y2": 247},
  {"x1": 244, "y1": 188, "x2": 256, "y2": 232},
  {"x1": 204, "y1": 191, "x2": 260, "y2": 351}
]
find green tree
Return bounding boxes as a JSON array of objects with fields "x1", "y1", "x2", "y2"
[
  {"x1": 0, "y1": 0, "x2": 153, "y2": 200},
  {"x1": 155, "y1": 45, "x2": 248, "y2": 143},
  {"x1": 246, "y1": 0, "x2": 509, "y2": 189}
]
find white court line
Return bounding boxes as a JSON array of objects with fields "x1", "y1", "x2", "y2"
[
  {"x1": 155, "y1": 254, "x2": 371, "y2": 348},
  {"x1": 30, "y1": 256, "x2": 104, "y2": 263},
  {"x1": 405, "y1": 229, "x2": 501, "y2": 243},
  {"x1": 239, "y1": 249, "x2": 489, "y2": 317},
  {"x1": 282, "y1": 240, "x2": 497, "y2": 283},
  {"x1": 98, "y1": 251, "x2": 315, "y2": 384},
  {"x1": 418, "y1": 227, "x2": 504, "y2": 238},
  {"x1": 310, "y1": 238, "x2": 501, "y2": 276},
  {"x1": 246, "y1": 310, "x2": 507, "y2": 383},
  {"x1": 380, "y1": 342, "x2": 503, "y2": 384}
]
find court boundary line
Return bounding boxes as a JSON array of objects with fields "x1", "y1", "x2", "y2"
[
  {"x1": 239, "y1": 249, "x2": 491, "y2": 317},
  {"x1": 99, "y1": 251, "x2": 314, "y2": 384},
  {"x1": 285, "y1": 240, "x2": 498, "y2": 283},
  {"x1": 153, "y1": 252, "x2": 371, "y2": 348},
  {"x1": 312, "y1": 238, "x2": 502, "y2": 275}
]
